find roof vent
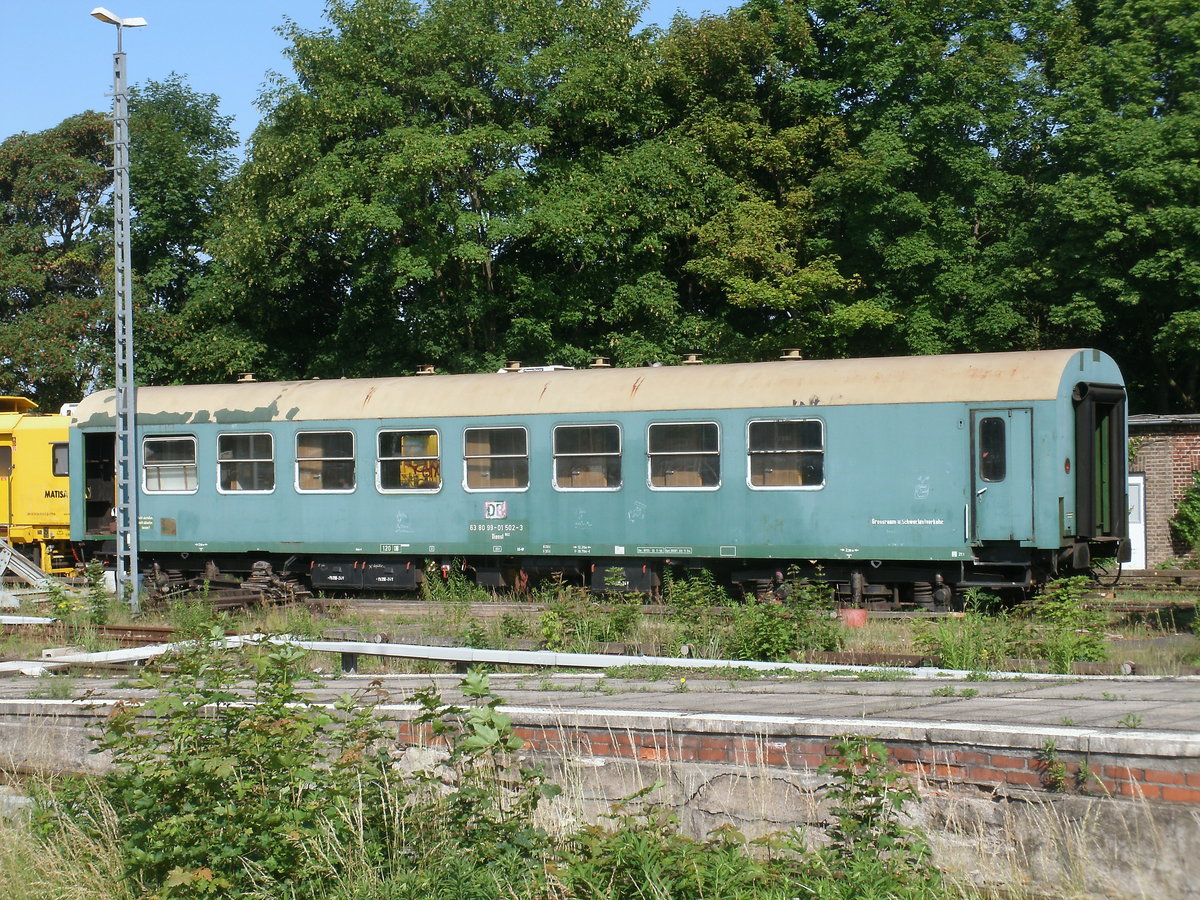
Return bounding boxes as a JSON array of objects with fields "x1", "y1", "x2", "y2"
[
  {"x1": 779, "y1": 348, "x2": 803, "y2": 360},
  {"x1": 237, "y1": 372, "x2": 256, "y2": 383},
  {"x1": 416, "y1": 364, "x2": 436, "y2": 376},
  {"x1": 589, "y1": 357, "x2": 611, "y2": 369},
  {"x1": 683, "y1": 352, "x2": 703, "y2": 365}
]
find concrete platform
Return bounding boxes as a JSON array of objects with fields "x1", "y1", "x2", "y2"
[{"x1": 0, "y1": 662, "x2": 1198, "y2": 898}]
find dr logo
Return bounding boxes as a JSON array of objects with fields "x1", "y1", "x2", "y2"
[{"x1": 484, "y1": 500, "x2": 508, "y2": 520}]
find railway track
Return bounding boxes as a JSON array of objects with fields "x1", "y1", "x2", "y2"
[{"x1": 1, "y1": 622, "x2": 180, "y2": 648}]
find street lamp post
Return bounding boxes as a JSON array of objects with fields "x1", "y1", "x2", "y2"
[{"x1": 92, "y1": 7, "x2": 147, "y2": 614}]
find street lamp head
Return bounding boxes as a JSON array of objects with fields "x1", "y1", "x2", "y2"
[{"x1": 90, "y1": 7, "x2": 148, "y2": 27}]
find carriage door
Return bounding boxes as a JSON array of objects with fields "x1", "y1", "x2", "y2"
[
  {"x1": 970, "y1": 408, "x2": 1033, "y2": 542},
  {"x1": 0, "y1": 439, "x2": 11, "y2": 537}
]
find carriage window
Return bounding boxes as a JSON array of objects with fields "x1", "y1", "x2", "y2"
[
  {"x1": 748, "y1": 420, "x2": 824, "y2": 488},
  {"x1": 464, "y1": 427, "x2": 528, "y2": 490},
  {"x1": 218, "y1": 433, "x2": 274, "y2": 492},
  {"x1": 980, "y1": 416, "x2": 1006, "y2": 482},
  {"x1": 554, "y1": 424, "x2": 621, "y2": 489},
  {"x1": 648, "y1": 422, "x2": 719, "y2": 488},
  {"x1": 52, "y1": 443, "x2": 69, "y2": 477},
  {"x1": 296, "y1": 431, "x2": 355, "y2": 492},
  {"x1": 143, "y1": 437, "x2": 198, "y2": 493},
  {"x1": 0, "y1": 446, "x2": 11, "y2": 478},
  {"x1": 379, "y1": 430, "x2": 441, "y2": 491}
]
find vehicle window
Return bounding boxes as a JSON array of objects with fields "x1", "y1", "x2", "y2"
[
  {"x1": 379, "y1": 430, "x2": 441, "y2": 491},
  {"x1": 296, "y1": 431, "x2": 355, "y2": 492},
  {"x1": 51, "y1": 443, "x2": 69, "y2": 478},
  {"x1": 464, "y1": 427, "x2": 528, "y2": 490},
  {"x1": 0, "y1": 446, "x2": 11, "y2": 478},
  {"x1": 748, "y1": 420, "x2": 824, "y2": 488},
  {"x1": 143, "y1": 436, "x2": 198, "y2": 493},
  {"x1": 218, "y1": 433, "x2": 274, "y2": 492},
  {"x1": 554, "y1": 424, "x2": 621, "y2": 489},
  {"x1": 980, "y1": 416, "x2": 1006, "y2": 482},
  {"x1": 648, "y1": 422, "x2": 719, "y2": 488}
]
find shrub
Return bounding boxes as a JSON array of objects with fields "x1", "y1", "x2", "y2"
[
  {"x1": 1170, "y1": 471, "x2": 1200, "y2": 553},
  {"x1": 730, "y1": 578, "x2": 843, "y2": 663},
  {"x1": 1025, "y1": 576, "x2": 1107, "y2": 672},
  {"x1": 804, "y1": 736, "x2": 944, "y2": 898},
  {"x1": 43, "y1": 629, "x2": 392, "y2": 899}
]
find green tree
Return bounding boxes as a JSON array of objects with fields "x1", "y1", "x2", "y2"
[
  {"x1": 127, "y1": 75, "x2": 239, "y2": 385},
  {"x1": 190, "y1": 0, "x2": 739, "y2": 381},
  {"x1": 0, "y1": 112, "x2": 112, "y2": 409},
  {"x1": 1022, "y1": 0, "x2": 1200, "y2": 411}
]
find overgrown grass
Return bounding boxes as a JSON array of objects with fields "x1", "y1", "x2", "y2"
[{"x1": 10, "y1": 626, "x2": 974, "y2": 900}]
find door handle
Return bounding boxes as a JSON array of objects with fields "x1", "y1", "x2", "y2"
[{"x1": 976, "y1": 487, "x2": 988, "y2": 496}]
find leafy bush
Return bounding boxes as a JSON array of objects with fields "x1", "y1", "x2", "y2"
[
  {"x1": 731, "y1": 599, "x2": 801, "y2": 661},
  {"x1": 43, "y1": 630, "x2": 392, "y2": 899},
  {"x1": 731, "y1": 577, "x2": 843, "y2": 662},
  {"x1": 1169, "y1": 472, "x2": 1200, "y2": 556},
  {"x1": 1025, "y1": 576, "x2": 1107, "y2": 672},
  {"x1": 805, "y1": 736, "x2": 944, "y2": 898}
]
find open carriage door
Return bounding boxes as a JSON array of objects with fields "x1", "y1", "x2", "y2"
[
  {"x1": 1073, "y1": 383, "x2": 1128, "y2": 555},
  {"x1": 970, "y1": 408, "x2": 1034, "y2": 542}
]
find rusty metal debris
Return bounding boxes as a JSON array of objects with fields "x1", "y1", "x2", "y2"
[{"x1": 145, "y1": 560, "x2": 313, "y2": 610}]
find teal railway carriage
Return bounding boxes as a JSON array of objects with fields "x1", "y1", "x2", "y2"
[{"x1": 69, "y1": 349, "x2": 1127, "y2": 603}]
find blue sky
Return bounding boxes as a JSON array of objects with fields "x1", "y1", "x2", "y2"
[{"x1": 2, "y1": 0, "x2": 729, "y2": 150}]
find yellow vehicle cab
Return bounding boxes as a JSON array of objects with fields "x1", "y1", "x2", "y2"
[{"x1": 0, "y1": 397, "x2": 74, "y2": 574}]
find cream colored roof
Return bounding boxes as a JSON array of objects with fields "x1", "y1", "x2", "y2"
[{"x1": 73, "y1": 350, "x2": 1110, "y2": 426}]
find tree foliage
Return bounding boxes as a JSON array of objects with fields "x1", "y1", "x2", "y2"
[
  {"x1": 2, "y1": 0, "x2": 1197, "y2": 411},
  {"x1": 0, "y1": 113, "x2": 112, "y2": 409}
]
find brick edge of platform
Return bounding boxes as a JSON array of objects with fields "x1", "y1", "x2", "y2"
[{"x1": 396, "y1": 709, "x2": 1200, "y2": 805}]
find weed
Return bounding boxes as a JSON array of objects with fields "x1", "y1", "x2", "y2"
[
  {"x1": 460, "y1": 618, "x2": 488, "y2": 648},
  {"x1": 82, "y1": 562, "x2": 111, "y2": 625},
  {"x1": 1026, "y1": 576, "x2": 1108, "y2": 672},
  {"x1": 914, "y1": 608, "x2": 1015, "y2": 671},
  {"x1": 498, "y1": 612, "x2": 530, "y2": 639},
  {"x1": 806, "y1": 735, "x2": 944, "y2": 894},
  {"x1": 421, "y1": 560, "x2": 492, "y2": 604},
  {"x1": 1118, "y1": 712, "x2": 1144, "y2": 728},
  {"x1": 28, "y1": 675, "x2": 75, "y2": 700},
  {"x1": 1038, "y1": 739, "x2": 1070, "y2": 792},
  {"x1": 539, "y1": 610, "x2": 568, "y2": 651},
  {"x1": 731, "y1": 572, "x2": 843, "y2": 662}
]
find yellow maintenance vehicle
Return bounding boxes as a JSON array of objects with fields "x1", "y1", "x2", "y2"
[{"x1": 0, "y1": 397, "x2": 74, "y2": 574}]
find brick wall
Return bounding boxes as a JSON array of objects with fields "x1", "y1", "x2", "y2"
[
  {"x1": 1130, "y1": 423, "x2": 1200, "y2": 567},
  {"x1": 396, "y1": 719, "x2": 1200, "y2": 806}
]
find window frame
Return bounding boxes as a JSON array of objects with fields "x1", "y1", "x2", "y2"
[
  {"x1": 979, "y1": 416, "x2": 1007, "y2": 483},
  {"x1": 51, "y1": 442, "x2": 69, "y2": 478},
  {"x1": 294, "y1": 430, "x2": 357, "y2": 494},
  {"x1": 463, "y1": 426, "x2": 529, "y2": 492},
  {"x1": 552, "y1": 423, "x2": 622, "y2": 491},
  {"x1": 142, "y1": 435, "x2": 199, "y2": 495},
  {"x1": 646, "y1": 421, "x2": 721, "y2": 491},
  {"x1": 216, "y1": 432, "x2": 276, "y2": 495},
  {"x1": 377, "y1": 428, "x2": 442, "y2": 493},
  {"x1": 745, "y1": 418, "x2": 826, "y2": 491}
]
